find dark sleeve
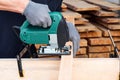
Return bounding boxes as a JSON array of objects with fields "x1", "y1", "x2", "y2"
[
  {"x1": 32, "y1": 0, "x2": 63, "y2": 11},
  {"x1": 47, "y1": 0, "x2": 63, "y2": 11}
]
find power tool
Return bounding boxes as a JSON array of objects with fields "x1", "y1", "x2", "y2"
[
  {"x1": 20, "y1": 12, "x2": 71, "y2": 55},
  {"x1": 14, "y1": 12, "x2": 71, "y2": 77}
]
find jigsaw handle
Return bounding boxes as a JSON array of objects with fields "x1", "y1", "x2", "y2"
[{"x1": 20, "y1": 12, "x2": 63, "y2": 44}]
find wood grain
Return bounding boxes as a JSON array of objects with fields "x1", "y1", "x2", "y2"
[
  {"x1": 85, "y1": 0, "x2": 120, "y2": 11},
  {"x1": 76, "y1": 23, "x2": 97, "y2": 32},
  {"x1": 0, "y1": 58, "x2": 118, "y2": 80},
  {"x1": 89, "y1": 53, "x2": 110, "y2": 58},
  {"x1": 88, "y1": 46, "x2": 111, "y2": 53},
  {"x1": 98, "y1": 17, "x2": 120, "y2": 24},
  {"x1": 88, "y1": 38, "x2": 111, "y2": 46},
  {"x1": 63, "y1": 0, "x2": 100, "y2": 11},
  {"x1": 80, "y1": 29, "x2": 102, "y2": 38},
  {"x1": 90, "y1": 10, "x2": 118, "y2": 17},
  {"x1": 75, "y1": 18, "x2": 89, "y2": 25}
]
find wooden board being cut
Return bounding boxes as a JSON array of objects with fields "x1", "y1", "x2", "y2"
[
  {"x1": 0, "y1": 58, "x2": 118, "y2": 80},
  {"x1": 73, "y1": 58, "x2": 119, "y2": 80},
  {"x1": 76, "y1": 23, "x2": 97, "y2": 32},
  {"x1": 90, "y1": 10, "x2": 118, "y2": 17},
  {"x1": 85, "y1": 0, "x2": 120, "y2": 11},
  {"x1": 63, "y1": 0, "x2": 100, "y2": 11},
  {"x1": 58, "y1": 41, "x2": 73, "y2": 80}
]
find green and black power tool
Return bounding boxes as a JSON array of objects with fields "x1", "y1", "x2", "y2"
[{"x1": 20, "y1": 12, "x2": 71, "y2": 55}]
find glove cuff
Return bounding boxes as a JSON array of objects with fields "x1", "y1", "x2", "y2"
[{"x1": 22, "y1": 0, "x2": 35, "y2": 15}]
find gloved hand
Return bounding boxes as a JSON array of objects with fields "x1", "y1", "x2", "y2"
[
  {"x1": 66, "y1": 22, "x2": 80, "y2": 57},
  {"x1": 23, "y1": 1, "x2": 51, "y2": 28}
]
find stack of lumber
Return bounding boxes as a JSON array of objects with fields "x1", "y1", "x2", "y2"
[{"x1": 62, "y1": 0, "x2": 120, "y2": 58}]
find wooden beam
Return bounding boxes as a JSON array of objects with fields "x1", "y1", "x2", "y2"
[
  {"x1": 76, "y1": 23, "x2": 97, "y2": 32},
  {"x1": 80, "y1": 29, "x2": 102, "y2": 38},
  {"x1": 96, "y1": 21, "x2": 120, "y2": 30},
  {"x1": 89, "y1": 53, "x2": 110, "y2": 58},
  {"x1": 94, "y1": 23, "x2": 120, "y2": 37},
  {"x1": 75, "y1": 18, "x2": 89, "y2": 25},
  {"x1": 77, "y1": 48, "x2": 87, "y2": 55},
  {"x1": 61, "y1": 3, "x2": 67, "y2": 9},
  {"x1": 63, "y1": 0, "x2": 100, "y2": 11},
  {"x1": 62, "y1": 10, "x2": 82, "y2": 20},
  {"x1": 98, "y1": 17, "x2": 120, "y2": 24},
  {"x1": 90, "y1": 10, "x2": 118, "y2": 17},
  {"x1": 85, "y1": 0, "x2": 120, "y2": 11},
  {"x1": 80, "y1": 39, "x2": 87, "y2": 47},
  {"x1": 88, "y1": 45, "x2": 111, "y2": 53},
  {"x1": 88, "y1": 38, "x2": 111, "y2": 46}
]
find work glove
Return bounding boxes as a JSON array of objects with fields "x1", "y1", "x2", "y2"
[
  {"x1": 66, "y1": 22, "x2": 80, "y2": 57},
  {"x1": 23, "y1": 1, "x2": 52, "y2": 28}
]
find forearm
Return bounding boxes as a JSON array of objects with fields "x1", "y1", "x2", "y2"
[{"x1": 0, "y1": 0, "x2": 29, "y2": 13}]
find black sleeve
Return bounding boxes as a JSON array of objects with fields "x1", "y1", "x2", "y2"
[
  {"x1": 47, "y1": 0, "x2": 63, "y2": 11},
  {"x1": 32, "y1": 0, "x2": 63, "y2": 11}
]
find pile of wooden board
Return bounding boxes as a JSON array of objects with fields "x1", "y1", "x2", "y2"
[{"x1": 62, "y1": 0, "x2": 120, "y2": 58}]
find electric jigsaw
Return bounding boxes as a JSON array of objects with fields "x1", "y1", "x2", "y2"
[{"x1": 20, "y1": 12, "x2": 71, "y2": 55}]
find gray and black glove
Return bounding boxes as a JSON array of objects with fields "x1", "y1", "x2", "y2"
[
  {"x1": 66, "y1": 22, "x2": 80, "y2": 57},
  {"x1": 23, "y1": 1, "x2": 51, "y2": 28}
]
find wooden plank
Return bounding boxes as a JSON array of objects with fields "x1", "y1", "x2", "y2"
[
  {"x1": 76, "y1": 54, "x2": 88, "y2": 58},
  {"x1": 62, "y1": 10, "x2": 82, "y2": 19},
  {"x1": 62, "y1": 9, "x2": 67, "y2": 12},
  {"x1": 58, "y1": 18, "x2": 74, "y2": 80},
  {"x1": 82, "y1": 14, "x2": 92, "y2": 18},
  {"x1": 113, "y1": 37, "x2": 120, "y2": 42},
  {"x1": 112, "y1": 42, "x2": 120, "y2": 51},
  {"x1": 0, "y1": 58, "x2": 118, "y2": 80},
  {"x1": 88, "y1": 38, "x2": 111, "y2": 46},
  {"x1": 90, "y1": 10, "x2": 118, "y2": 17},
  {"x1": 98, "y1": 17, "x2": 120, "y2": 24},
  {"x1": 95, "y1": 23, "x2": 120, "y2": 36},
  {"x1": 80, "y1": 29, "x2": 102, "y2": 38},
  {"x1": 58, "y1": 42, "x2": 73, "y2": 80},
  {"x1": 75, "y1": 18, "x2": 89, "y2": 25},
  {"x1": 89, "y1": 53, "x2": 110, "y2": 58},
  {"x1": 85, "y1": 0, "x2": 120, "y2": 11},
  {"x1": 63, "y1": 0, "x2": 100, "y2": 11},
  {"x1": 88, "y1": 46, "x2": 111, "y2": 53},
  {"x1": 96, "y1": 20, "x2": 120, "y2": 30},
  {"x1": 61, "y1": 3, "x2": 67, "y2": 9},
  {"x1": 80, "y1": 39, "x2": 87, "y2": 47},
  {"x1": 76, "y1": 48, "x2": 87, "y2": 55},
  {"x1": 76, "y1": 23, "x2": 97, "y2": 32}
]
